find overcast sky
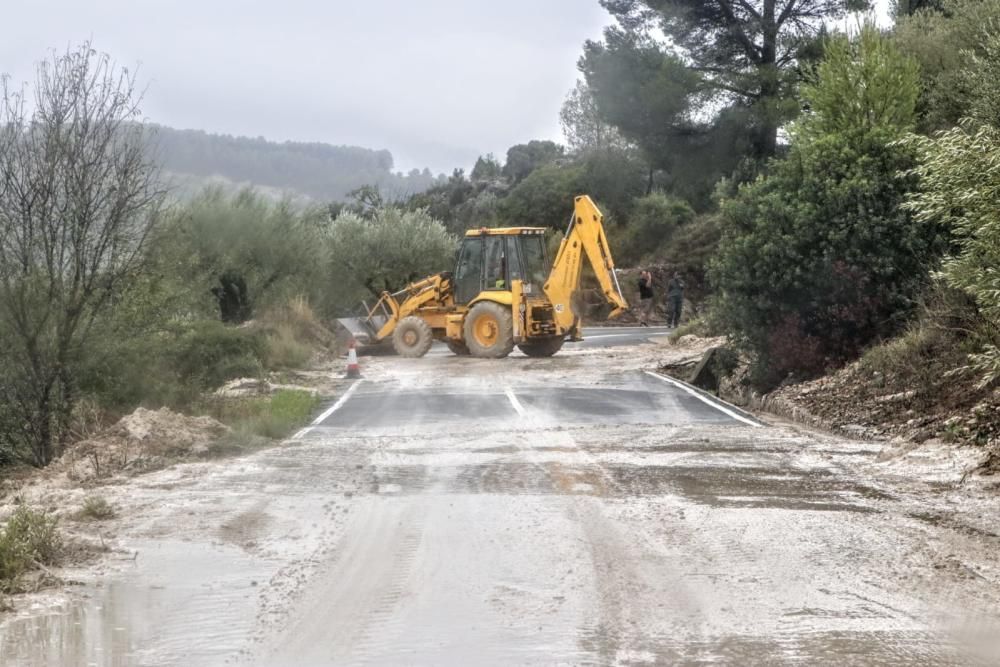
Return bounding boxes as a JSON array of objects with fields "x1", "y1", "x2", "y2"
[{"x1": 3, "y1": 1, "x2": 892, "y2": 174}]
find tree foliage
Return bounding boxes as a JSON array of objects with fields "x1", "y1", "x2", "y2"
[
  {"x1": 155, "y1": 188, "x2": 324, "y2": 323},
  {"x1": 503, "y1": 141, "x2": 565, "y2": 184},
  {"x1": 711, "y1": 25, "x2": 940, "y2": 387},
  {"x1": 326, "y1": 207, "x2": 456, "y2": 302},
  {"x1": 560, "y1": 80, "x2": 631, "y2": 153},
  {"x1": 894, "y1": 0, "x2": 1000, "y2": 131},
  {"x1": 611, "y1": 193, "x2": 695, "y2": 266},
  {"x1": 904, "y1": 122, "x2": 1000, "y2": 388},
  {"x1": 591, "y1": 0, "x2": 860, "y2": 165},
  {"x1": 471, "y1": 154, "x2": 503, "y2": 182}
]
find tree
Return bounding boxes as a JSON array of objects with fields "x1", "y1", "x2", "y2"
[
  {"x1": 587, "y1": 0, "x2": 862, "y2": 166},
  {"x1": 0, "y1": 44, "x2": 165, "y2": 466},
  {"x1": 579, "y1": 28, "x2": 702, "y2": 175},
  {"x1": 470, "y1": 154, "x2": 502, "y2": 182},
  {"x1": 901, "y1": 29, "x2": 1000, "y2": 388},
  {"x1": 157, "y1": 188, "x2": 324, "y2": 323},
  {"x1": 498, "y1": 164, "x2": 585, "y2": 230},
  {"x1": 559, "y1": 80, "x2": 631, "y2": 153},
  {"x1": 711, "y1": 25, "x2": 940, "y2": 387},
  {"x1": 904, "y1": 122, "x2": 1000, "y2": 389},
  {"x1": 502, "y1": 141, "x2": 565, "y2": 184},
  {"x1": 893, "y1": 0, "x2": 945, "y2": 16},
  {"x1": 612, "y1": 193, "x2": 695, "y2": 266},
  {"x1": 326, "y1": 207, "x2": 456, "y2": 303},
  {"x1": 894, "y1": 0, "x2": 1000, "y2": 131}
]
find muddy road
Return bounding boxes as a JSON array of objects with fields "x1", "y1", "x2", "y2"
[{"x1": 2, "y1": 336, "x2": 1000, "y2": 665}]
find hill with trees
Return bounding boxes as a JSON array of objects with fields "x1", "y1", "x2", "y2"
[{"x1": 149, "y1": 125, "x2": 445, "y2": 202}]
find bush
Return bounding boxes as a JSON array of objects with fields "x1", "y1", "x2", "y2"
[
  {"x1": 612, "y1": 193, "x2": 695, "y2": 266},
  {"x1": 210, "y1": 389, "x2": 320, "y2": 441},
  {"x1": 710, "y1": 26, "x2": 943, "y2": 388},
  {"x1": 0, "y1": 506, "x2": 61, "y2": 594},
  {"x1": 78, "y1": 319, "x2": 268, "y2": 413},
  {"x1": 905, "y1": 121, "x2": 1000, "y2": 389},
  {"x1": 77, "y1": 496, "x2": 116, "y2": 521},
  {"x1": 171, "y1": 321, "x2": 267, "y2": 389}
]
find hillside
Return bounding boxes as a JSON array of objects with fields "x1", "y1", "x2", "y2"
[{"x1": 148, "y1": 125, "x2": 445, "y2": 202}]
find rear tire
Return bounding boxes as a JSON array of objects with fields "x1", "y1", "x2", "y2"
[
  {"x1": 446, "y1": 339, "x2": 470, "y2": 356},
  {"x1": 517, "y1": 336, "x2": 564, "y2": 358},
  {"x1": 392, "y1": 316, "x2": 433, "y2": 358},
  {"x1": 463, "y1": 302, "x2": 514, "y2": 359}
]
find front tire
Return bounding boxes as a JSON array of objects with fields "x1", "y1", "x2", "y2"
[
  {"x1": 517, "y1": 336, "x2": 564, "y2": 358},
  {"x1": 463, "y1": 302, "x2": 515, "y2": 359},
  {"x1": 392, "y1": 316, "x2": 433, "y2": 358}
]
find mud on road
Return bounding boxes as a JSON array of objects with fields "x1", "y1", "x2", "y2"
[{"x1": 2, "y1": 337, "x2": 1000, "y2": 665}]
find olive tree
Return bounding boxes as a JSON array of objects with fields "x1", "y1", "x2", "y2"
[
  {"x1": 0, "y1": 44, "x2": 165, "y2": 466},
  {"x1": 326, "y1": 207, "x2": 455, "y2": 311}
]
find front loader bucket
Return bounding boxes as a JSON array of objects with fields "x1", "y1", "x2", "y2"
[{"x1": 336, "y1": 317, "x2": 380, "y2": 346}]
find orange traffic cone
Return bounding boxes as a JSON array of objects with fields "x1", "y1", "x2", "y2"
[{"x1": 345, "y1": 339, "x2": 361, "y2": 379}]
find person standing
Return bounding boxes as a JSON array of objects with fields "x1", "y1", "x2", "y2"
[
  {"x1": 637, "y1": 270, "x2": 654, "y2": 326},
  {"x1": 666, "y1": 271, "x2": 685, "y2": 328}
]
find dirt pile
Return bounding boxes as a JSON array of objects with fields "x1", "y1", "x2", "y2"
[
  {"x1": 57, "y1": 408, "x2": 231, "y2": 481},
  {"x1": 758, "y1": 360, "x2": 1000, "y2": 471},
  {"x1": 214, "y1": 377, "x2": 319, "y2": 398}
]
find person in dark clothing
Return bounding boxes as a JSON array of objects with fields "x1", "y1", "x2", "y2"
[
  {"x1": 637, "y1": 270, "x2": 654, "y2": 326},
  {"x1": 666, "y1": 272, "x2": 685, "y2": 328}
]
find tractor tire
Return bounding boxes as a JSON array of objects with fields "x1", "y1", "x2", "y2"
[
  {"x1": 517, "y1": 336, "x2": 565, "y2": 358},
  {"x1": 463, "y1": 301, "x2": 515, "y2": 359},
  {"x1": 446, "y1": 339, "x2": 470, "y2": 356},
  {"x1": 392, "y1": 316, "x2": 434, "y2": 358}
]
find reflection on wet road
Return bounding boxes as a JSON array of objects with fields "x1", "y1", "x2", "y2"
[{"x1": 2, "y1": 348, "x2": 999, "y2": 666}]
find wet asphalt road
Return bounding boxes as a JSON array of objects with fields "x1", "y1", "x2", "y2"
[{"x1": 2, "y1": 338, "x2": 999, "y2": 666}]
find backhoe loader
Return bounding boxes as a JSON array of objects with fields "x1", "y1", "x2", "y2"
[{"x1": 337, "y1": 195, "x2": 628, "y2": 359}]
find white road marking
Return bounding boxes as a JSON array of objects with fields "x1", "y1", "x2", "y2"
[
  {"x1": 581, "y1": 333, "x2": 655, "y2": 340},
  {"x1": 293, "y1": 380, "x2": 365, "y2": 439},
  {"x1": 643, "y1": 370, "x2": 762, "y2": 428},
  {"x1": 504, "y1": 387, "x2": 526, "y2": 417}
]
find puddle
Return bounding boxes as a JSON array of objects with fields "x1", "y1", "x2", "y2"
[{"x1": 0, "y1": 539, "x2": 268, "y2": 667}]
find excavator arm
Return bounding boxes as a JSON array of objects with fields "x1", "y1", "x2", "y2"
[{"x1": 543, "y1": 195, "x2": 628, "y2": 339}]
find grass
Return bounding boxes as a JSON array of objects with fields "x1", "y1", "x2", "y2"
[
  {"x1": 77, "y1": 495, "x2": 116, "y2": 521},
  {"x1": 668, "y1": 317, "x2": 710, "y2": 343},
  {"x1": 264, "y1": 323, "x2": 314, "y2": 370},
  {"x1": 210, "y1": 389, "x2": 320, "y2": 442},
  {"x1": 259, "y1": 297, "x2": 337, "y2": 370},
  {"x1": 0, "y1": 506, "x2": 61, "y2": 595}
]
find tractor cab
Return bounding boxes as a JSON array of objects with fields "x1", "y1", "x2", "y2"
[{"x1": 452, "y1": 228, "x2": 548, "y2": 304}]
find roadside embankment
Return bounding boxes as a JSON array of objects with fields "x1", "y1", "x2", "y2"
[{"x1": 663, "y1": 335, "x2": 1000, "y2": 479}]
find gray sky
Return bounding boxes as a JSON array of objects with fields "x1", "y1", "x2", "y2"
[
  {"x1": 3, "y1": 1, "x2": 893, "y2": 174},
  {"x1": 2, "y1": 0, "x2": 610, "y2": 173}
]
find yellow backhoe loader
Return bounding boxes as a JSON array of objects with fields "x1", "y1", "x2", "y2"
[{"x1": 337, "y1": 195, "x2": 628, "y2": 359}]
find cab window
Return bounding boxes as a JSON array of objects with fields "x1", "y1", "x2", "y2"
[
  {"x1": 521, "y1": 234, "x2": 548, "y2": 286},
  {"x1": 484, "y1": 236, "x2": 507, "y2": 290},
  {"x1": 454, "y1": 237, "x2": 483, "y2": 304}
]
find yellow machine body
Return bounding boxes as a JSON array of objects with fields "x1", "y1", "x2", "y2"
[{"x1": 337, "y1": 195, "x2": 628, "y2": 359}]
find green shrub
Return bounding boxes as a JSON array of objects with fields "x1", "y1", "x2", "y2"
[
  {"x1": 905, "y1": 120, "x2": 1000, "y2": 389},
  {"x1": 0, "y1": 506, "x2": 61, "y2": 593},
  {"x1": 612, "y1": 193, "x2": 695, "y2": 267},
  {"x1": 77, "y1": 496, "x2": 116, "y2": 521},
  {"x1": 710, "y1": 26, "x2": 943, "y2": 389},
  {"x1": 210, "y1": 390, "x2": 319, "y2": 441},
  {"x1": 171, "y1": 321, "x2": 267, "y2": 389},
  {"x1": 668, "y1": 318, "x2": 711, "y2": 343}
]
